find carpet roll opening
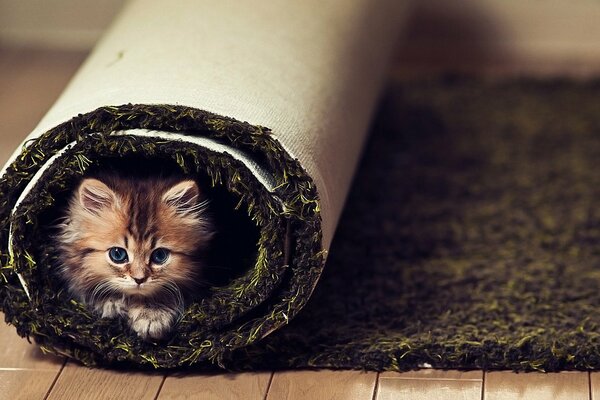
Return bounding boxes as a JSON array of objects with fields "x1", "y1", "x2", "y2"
[
  {"x1": 39, "y1": 144, "x2": 263, "y2": 291},
  {"x1": 1, "y1": 105, "x2": 324, "y2": 367}
]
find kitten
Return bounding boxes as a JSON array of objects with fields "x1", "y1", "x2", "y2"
[{"x1": 55, "y1": 174, "x2": 213, "y2": 340}]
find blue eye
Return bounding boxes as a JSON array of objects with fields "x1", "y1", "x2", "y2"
[
  {"x1": 108, "y1": 247, "x2": 128, "y2": 264},
  {"x1": 150, "y1": 248, "x2": 170, "y2": 265}
]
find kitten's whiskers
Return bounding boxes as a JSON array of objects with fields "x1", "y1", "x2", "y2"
[{"x1": 88, "y1": 281, "x2": 119, "y2": 306}]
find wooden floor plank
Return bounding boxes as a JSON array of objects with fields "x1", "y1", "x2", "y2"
[
  {"x1": 267, "y1": 370, "x2": 377, "y2": 400},
  {"x1": 0, "y1": 314, "x2": 65, "y2": 400},
  {"x1": 0, "y1": 370, "x2": 63, "y2": 400},
  {"x1": 157, "y1": 371, "x2": 272, "y2": 400},
  {"x1": 485, "y1": 371, "x2": 589, "y2": 400},
  {"x1": 587, "y1": 372, "x2": 600, "y2": 400},
  {"x1": 377, "y1": 370, "x2": 482, "y2": 400},
  {"x1": 46, "y1": 362, "x2": 164, "y2": 400},
  {"x1": 0, "y1": 313, "x2": 64, "y2": 370}
]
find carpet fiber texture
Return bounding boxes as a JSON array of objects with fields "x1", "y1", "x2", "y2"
[{"x1": 226, "y1": 79, "x2": 600, "y2": 372}]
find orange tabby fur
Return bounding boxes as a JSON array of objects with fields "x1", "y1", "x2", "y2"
[{"x1": 56, "y1": 174, "x2": 213, "y2": 340}]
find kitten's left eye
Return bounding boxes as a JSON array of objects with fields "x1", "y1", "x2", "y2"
[{"x1": 150, "y1": 248, "x2": 170, "y2": 265}]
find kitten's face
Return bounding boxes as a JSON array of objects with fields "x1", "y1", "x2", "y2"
[{"x1": 58, "y1": 176, "x2": 213, "y2": 301}]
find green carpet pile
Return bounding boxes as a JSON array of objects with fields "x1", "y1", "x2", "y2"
[{"x1": 228, "y1": 79, "x2": 600, "y2": 371}]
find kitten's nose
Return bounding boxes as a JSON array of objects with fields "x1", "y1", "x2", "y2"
[{"x1": 133, "y1": 277, "x2": 147, "y2": 285}]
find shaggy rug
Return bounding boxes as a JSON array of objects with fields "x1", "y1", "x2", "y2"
[{"x1": 227, "y1": 79, "x2": 600, "y2": 371}]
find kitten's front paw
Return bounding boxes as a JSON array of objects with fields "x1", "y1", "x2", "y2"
[
  {"x1": 97, "y1": 297, "x2": 127, "y2": 318},
  {"x1": 128, "y1": 306, "x2": 176, "y2": 340}
]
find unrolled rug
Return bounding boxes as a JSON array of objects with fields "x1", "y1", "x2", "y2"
[{"x1": 230, "y1": 78, "x2": 600, "y2": 372}]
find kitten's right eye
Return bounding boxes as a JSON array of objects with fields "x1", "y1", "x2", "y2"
[{"x1": 108, "y1": 247, "x2": 129, "y2": 264}]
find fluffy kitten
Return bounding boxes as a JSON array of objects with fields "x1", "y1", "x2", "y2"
[{"x1": 56, "y1": 175, "x2": 213, "y2": 340}]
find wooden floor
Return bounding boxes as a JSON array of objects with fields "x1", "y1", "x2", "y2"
[{"x1": 1, "y1": 47, "x2": 599, "y2": 400}]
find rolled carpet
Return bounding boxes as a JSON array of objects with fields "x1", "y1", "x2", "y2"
[{"x1": 0, "y1": 0, "x2": 404, "y2": 367}]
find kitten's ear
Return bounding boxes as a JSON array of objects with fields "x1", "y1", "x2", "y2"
[
  {"x1": 78, "y1": 178, "x2": 118, "y2": 214},
  {"x1": 162, "y1": 180, "x2": 200, "y2": 216}
]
